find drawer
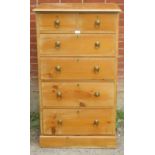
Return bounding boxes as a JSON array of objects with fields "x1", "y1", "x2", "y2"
[
  {"x1": 78, "y1": 13, "x2": 117, "y2": 32},
  {"x1": 38, "y1": 13, "x2": 116, "y2": 33},
  {"x1": 39, "y1": 34, "x2": 116, "y2": 56},
  {"x1": 40, "y1": 58, "x2": 115, "y2": 80},
  {"x1": 41, "y1": 82, "x2": 114, "y2": 107},
  {"x1": 43, "y1": 109, "x2": 115, "y2": 135},
  {"x1": 39, "y1": 13, "x2": 77, "y2": 32}
]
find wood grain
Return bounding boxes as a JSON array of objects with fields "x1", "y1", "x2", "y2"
[
  {"x1": 41, "y1": 81, "x2": 115, "y2": 108},
  {"x1": 78, "y1": 13, "x2": 117, "y2": 32},
  {"x1": 33, "y1": 3, "x2": 121, "y2": 147},
  {"x1": 39, "y1": 34, "x2": 116, "y2": 56},
  {"x1": 39, "y1": 13, "x2": 117, "y2": 33},
  {"x1": 39, "y1": 13, "x2": 78, "y2": 33},
  {"x1": 40, "y1": 135, "x2": 116, "y2": 148},
  {"x1": 42, "y1": 108, "x2": 115, "y2": 135},
  {"x1": 33, "y1": 3, "x2": 121, "y2": 12},
  {"x1": 40, "y1": 57, "x2": 115, "y2": 80}
]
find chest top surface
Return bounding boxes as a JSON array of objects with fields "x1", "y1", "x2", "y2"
[{"x1": 33, "y1": 3, "x2": 121, "y2": 13}]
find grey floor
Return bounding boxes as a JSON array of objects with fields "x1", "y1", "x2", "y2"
[{"x1": 30, "y1": 127, "x2": 124, "y2": 155}]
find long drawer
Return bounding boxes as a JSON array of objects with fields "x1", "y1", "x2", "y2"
[
  {"x1": 39, "y1": 34, "x2": 116, "y2": 56},
  {"x1": 40, "y1": 57, "x2": 115, "y2": 80},
  {"x1": 42, "y1": 109, "x2": 115, "y2": 135},
  {"x1": 41, "y1": 82, "x2": 115, "y2": 107},
  {"x1": 39, "y1": 13, "x2": 116, "y2": 33}
]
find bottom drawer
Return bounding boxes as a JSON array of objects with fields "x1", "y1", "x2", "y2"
[{"x1": 42, "y1": 109, "x2": 115, "y2": 136}]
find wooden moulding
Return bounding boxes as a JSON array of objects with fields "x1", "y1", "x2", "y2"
[
  {"x1": 40, "y1": 135, "x2": 116, "y2": 148},
  {"x1": 33, "y1": 3, "x2": 121, "y2": 13}
]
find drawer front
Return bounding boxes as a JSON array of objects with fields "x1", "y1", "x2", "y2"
[
  {"x1": 78, "y1": 13, "x2": 116, "y2": 32},
  {"x1": 38, "y1": 13, "x2": 116, "y2": 33},
  {"x1": 39, "y1": 14, "x2": 77, "y2": 32},
  {"x1": 39, "y1": 34, "x2": 115, "y2": 56},
  {"x1": 40, "y1": 58, "x2": 115, "y2": 80},
  {"x1": 41, "y1": 82, "x2": 114, "y2": 107},
  {"x1": 43, "y1": 109, "x2": 115, "y2": 135}
]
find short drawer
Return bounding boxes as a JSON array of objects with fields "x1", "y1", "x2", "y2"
[
  {"x1": 39, "y1": 13, "x2": 77, "y2": 33},
  {"x1": 42, "y1": 109, "x2": 115, "y2": 135},
  {"x1": 78, "y1": 13, "x2": 117, "y2": 33},
  {"x1": 41, "y1": 82, "x2": 114, "y2": 107},
  {"x1": 39, "y1": 34, "x2": 116, "y2": 56},
  {"x1": 40, "y1": 58, "x2": 115, "y2": 80}
]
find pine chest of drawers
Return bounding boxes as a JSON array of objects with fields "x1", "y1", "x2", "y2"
[{"x1": 33, "y1": 3, "x2": 121, "y2": 148}]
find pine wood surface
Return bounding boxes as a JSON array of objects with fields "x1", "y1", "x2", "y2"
[
  {"x1": 40, "y1": 57, "x2": 115, "y2": 80},
  {"x1": 42, "y1": 108, "x2": 115, "y2": 135},
  {"x1": 41, "y1": 81, "x2": 115, "y2": 108},
  {"x1": 39, "y1": 13, "x2": 117, "y2": 33},
  {"x1": 40, "y1": 135, "x2": 116, "y2": 148},
  {"x1": 33, "y1": 3, "x2": 121, "y2": 12},
  {"x1": 34, "y1": 3, "x2": 120, "y2": 148},
  {"x1": 39, "y1": 34, "x2": 116, "y2": 56}
]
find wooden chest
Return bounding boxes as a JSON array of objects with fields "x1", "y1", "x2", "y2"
[{"x1": 33, "y1": 3, "x2": 121, "y2": 148}]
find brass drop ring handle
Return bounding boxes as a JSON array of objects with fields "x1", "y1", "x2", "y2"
[
  {"x1": 56, "y1": 91, "x2": 62, "y2": 97},
  {"x1": 94, "y1": 65, "x2": 100, "y2": 72},
  {"x1": 95, "y1": 41, "x2": 100, "y2": 48},
  {"x1": 93, "y1": 120, "x2": 99, "y2": 126},
  {"x1": 95, "y1": 19, "x2": 101, "y2": 26},
  {"x1": 57, "y1": 119, "x2": 63, "y2": 125},
  {"x1": 55, "y1": 19, "x2": 60, "y2": 27},
  {"x1": 94, "y1": 91, "x2": 100, "y2": 97},
  {"x1": 55, "y1": 65, "x2": 61, "y2": 72},
  {"x1": 55, "y1": 41, "x2": 61, "y2": 48}
]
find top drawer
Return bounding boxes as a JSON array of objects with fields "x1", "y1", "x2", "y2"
[
  {"x1": 78, "y1": 13, "x2": 116, "y2": 33},
  {"x1": 39, "y1": 13, "x2": 116, "y2": 33},
  {"x1": 39, "y1": 13, "x2": 77, "y2": 33}
]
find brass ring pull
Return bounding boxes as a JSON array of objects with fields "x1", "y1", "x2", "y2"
[
  {"x1": 95, "y1": 19, "x2": 101, "y2": 26},
  {"x1": 93, "y1": 120, "x2": 99, "y2": 126},
  {"x1": 55, "y1": 41, "x2": 61, "y2": 48},
  {"x1": 95, "y1": 41, "x2": 100, "y2": 48},
  {"x1": 57, "y1": 119, "x2": 63, "y2": 125},
  {"x1": 54, "y1": 19, "x2": 60, "y2": 27},
  {"x1": 56, "y1": 91, "x2": 62, "y2": 98},
  {"x1": 94, "y1": 65, "x2": 100, "y2": 72},
  {"x1": 55, "y1": 65, "x2": 61, "y2": 72},
  {"x1": 94, "y1": 91, "x2": 100, "y2": 97}
]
